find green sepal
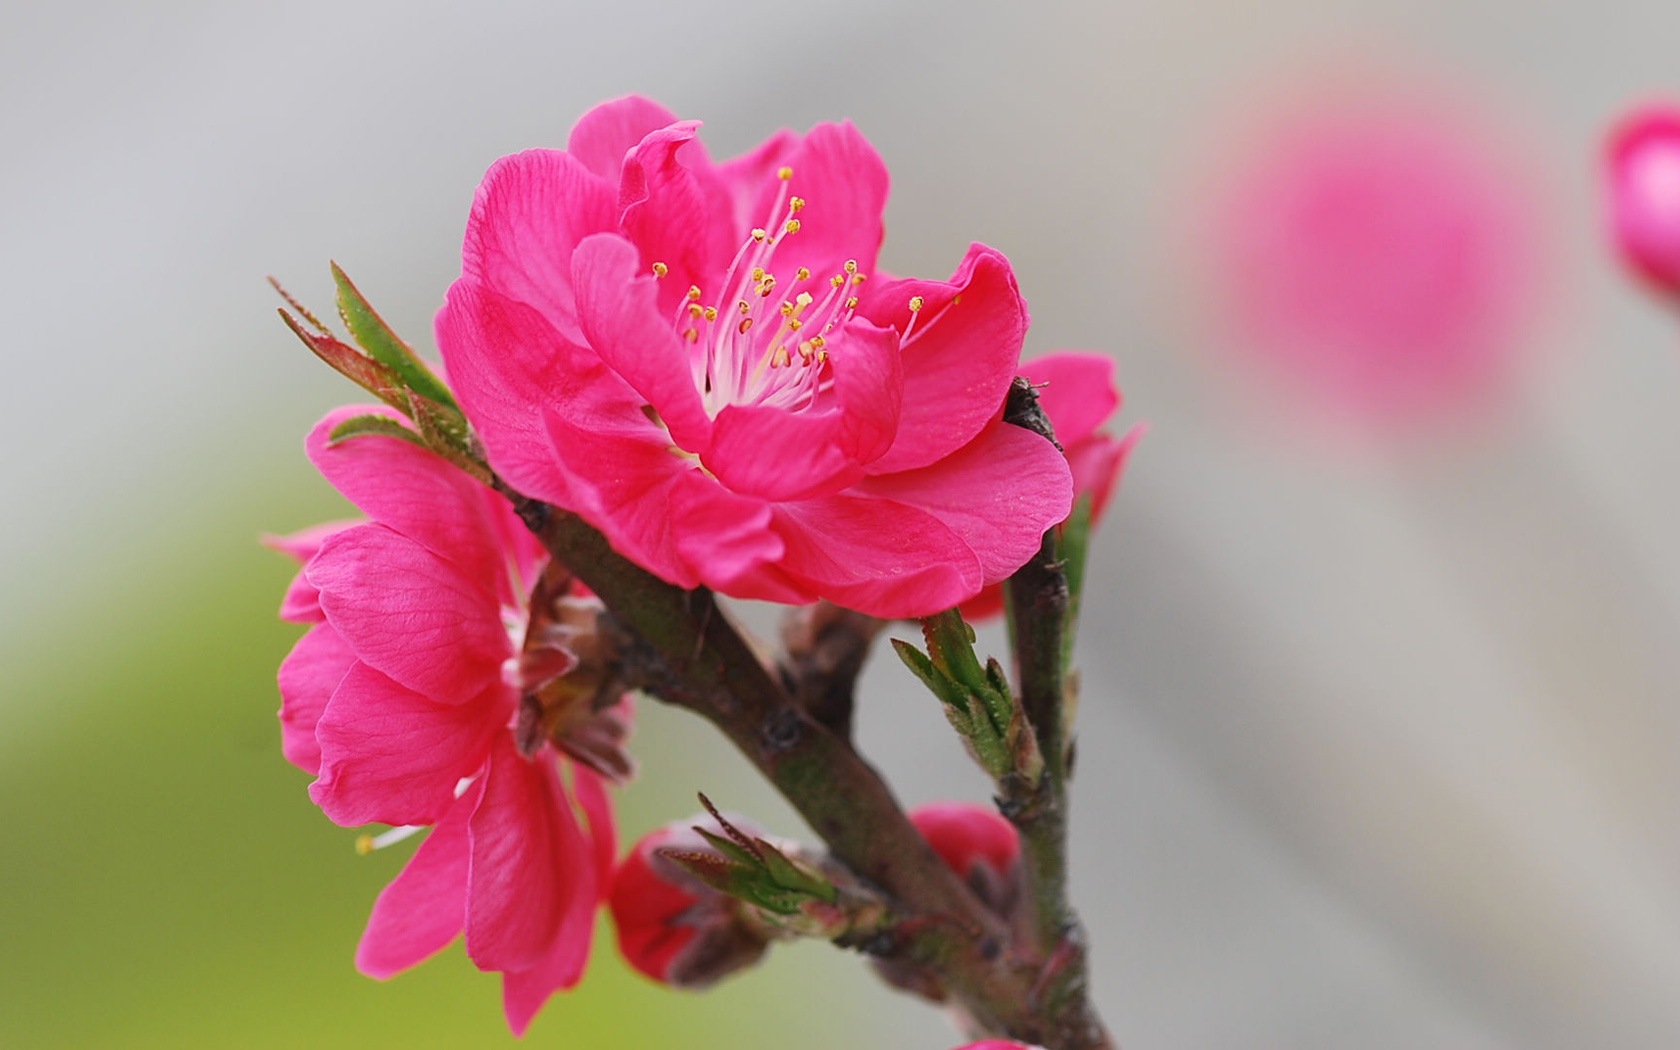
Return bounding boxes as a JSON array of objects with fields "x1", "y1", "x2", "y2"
[
  {"x1": 327, "y1": 414, "x2": 429, "y2": 449},
  {"x1": 410, "y1": 391, "x2": 491, "y2": 485},
  {"x1": 331, "y1": 263, "x2": 458, "y2": 410},
  {"x1": 279, "y1": 309, "x2": 410, "y2": 413},
  {"x1": 920, "y1": 609, "x2": 988, "y2": 695},
  {"x1": 891, "y1": 639, "x2": 970, "y2": 710}
]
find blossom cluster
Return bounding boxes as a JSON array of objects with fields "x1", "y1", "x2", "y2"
[{"x1": 273, "y1": 95, "x2": 1133, "y2": 1035}]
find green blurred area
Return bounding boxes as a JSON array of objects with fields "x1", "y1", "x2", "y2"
[{"x1": 0, "y1": 459, "x2": 896, "y2": 1048}]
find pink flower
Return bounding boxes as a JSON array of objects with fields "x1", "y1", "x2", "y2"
[
  {"x1": 952, "y1": 1043, "x2": 1042, "y2": 1050},
  {"x1": 1203, "y1": 89, "x2": 1542, "y2": 430},
  {"x1": 1607, "y1": 103, "x2": 1680, "y2": 297},
  {"x1": 274, "y1": 406, "x2": 624, "y2": 1035},
  {"x1": 909, "y1": 802, "x2": 1020, "y2": 884},
  {"x1": 436, "y1": 96, "x2": 1072, "y2": 618},
  {"x1": 958, "y1": 352, "x2": 1141, "y2": 621}
]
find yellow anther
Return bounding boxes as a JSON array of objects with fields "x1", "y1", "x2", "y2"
[
  {"x1": 355, "y1": 834, "x2": 376, "y2": 856},
  {"x1": 790, "y1": 196, "x2": 806, "y2": 212},
  {"x1": 778, "y1": 166, "x2": 794, "y2": 181},
  {"x1": 908, "y1": 295, "x2": 924, "y2": 312},
  {"x1": 831, "y1": 274, "x2": 845, "y2": 288},
  {"x1": 772, "y1": 345, "x2": 790, "y2": 367},
  {"x1": 752, "y1": 228, "x2": 767, "y2": 242},
  {"x1": 751, "y1": 267, "x2": 766, "y2": 282},
  {"x1": 652, "y1": 261, "x2": 669, "y2": 278},
  {"x1": 798, "y1": 340, "x2": 814, "y2": 358},
  {"x1": 784, "y1": 219, "x2": 801, "y2": 235},
  {"x1": 852, "y1": 273, "x2": 867, "y2": 285},
  {"x1": 703, "y1": 306, "x2": 718, "y2": 322},
  {"x1": 687, "y1": 285, "x2": 702, "y2": 301},
  {"x1": 739, "y1": 317, "x2": 754, "y2": 334},
  {"x1": 817, "y1": 349, "x2": 829, "y2": 364},
  {"x1": 789, "y1": 319, "x2": 803, "y2": 330},
  {"x1": 688, "y1": 303, "x2": 705, "y2": 318},
  {"x1": 953, "y1": 294, "x2": 963, "y2": 305},
  {"x1": 810, "y1": 335, "x2": 826, "y2": 350},
  {"x1": 738, "y1": 299, "x2": 752, "y2": 314},
  {"x1": 796, "y1": 267, "x2": 811, "y2": 281},
  {"x1": 845, "y1": 296, "x2": 858, "y2": 309},
  {"x1": 844, "y1": 259, "x2": 858, "y2": 274},
  {"x1": 795, "y1": 292, "x2": 813, "y2": 307},
  {"x1": 780, "y1": 301, "x2": 796, "y2": 317},
  {"x1": 683, "y1": 327, "x2": 699, "y2": 343}
]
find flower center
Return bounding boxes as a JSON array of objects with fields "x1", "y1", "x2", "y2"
[{"x1": 652, "y1": 166, "x2": 869, "y2": 417}]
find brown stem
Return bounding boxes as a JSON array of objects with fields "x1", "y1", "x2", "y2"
[
  {"x1": 499, "y1": 484, "x2": 1114, "y2": 1050},
  {"x1": 776, "y1": 601, "x2": 884, "y2": 738}
]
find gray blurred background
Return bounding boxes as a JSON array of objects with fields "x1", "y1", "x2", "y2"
[{"x1": 4, "y1": 1, "x2": 1679, "y2": 1047}]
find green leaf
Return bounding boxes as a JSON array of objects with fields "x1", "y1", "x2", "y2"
[
  {"x1": 331, "y1": 263, "x2": 457, "y2": 410},
  {"x1": 327, "y1": 414, "x2": 429, "y2": 449},
  {"x1": 890, "y1": 639, "x2": 968, "y2": 709},
  {"x1": 279, "y1": 309, "x2": 410, "y2": 413}
]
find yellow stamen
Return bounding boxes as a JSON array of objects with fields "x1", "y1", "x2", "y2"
[
  {"x1": 909, "y1": 296, "x2": 924, "y2": 312},
  {"x1": 778, "y1": 166, "x2": 794, "y2": 180},
  {"x1": 790, "y1": 196, "x2": 806, "y2": 212},
  {"x1": 652, "y1": 261, "x2": 669, "y2": 278}
]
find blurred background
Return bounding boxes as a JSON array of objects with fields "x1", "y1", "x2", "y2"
[{"x1": 4, "y1": 1, "x2": 1679, "y2": 1047}]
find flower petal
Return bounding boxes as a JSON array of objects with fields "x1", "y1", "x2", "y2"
[
  {"x1": 571, "y1": 763, "x2": 618, "y2": 888},
  {"x1": 566, "y1": 95, "x2": 683, "y2": 185},
  {"x1": 437, "y1": 279, "x2": 638, "y2": 509},
  {"x1": 771, "y1": 494, "x2": 983, "y2": 618},
  {"x1": 860, "y1": 244, "x2": 1027, "y2": 475},
  {"x1": 277, "y1": 623, "x2": 356, "y2": 776},
  {"x1": 705, "y1": 403, "x2": 861, "y2": 502},
  {"x1": 308, "y1": 524, "x2": 508, "y2": 702},
  {"x1": 572, "y1": 232, "x2": 713, "y2": 452},
  {"x1": 1070, "y1": 423, "x2": 1144, "y2": 523},
  {"x1": 467, "y1": 739, "x2": 594, "y2": 978},
  {"x1": 354, "y1": 776, "x2": 484, "y2": 980},
  {"x1": 265, "y1": 520, "x2": 360, "y2": 622},
  {"x1": 311, "y1": 662, "x2": 506, "y2": 827},
  {"x1": 306, "y1": 406, "x2": 509, "y2": 597},
  {"x1": 716, "y1": 128, "x2": 799, "y2": 232},
  {"x1": 618, "y1": 120, "x2": 735, "y2": 319},
  {"x1": 855, "y1": 420, "x2": 1072, "y2": 585},
  {"x1": 1020, "y1": 352, "x2": 1120, "y2": 448},
  {"x1": 462, "y1": 149, "x2": 618, "y2": 345},
  {"x1": 751, "y1": 121, "x2": 889, "y2": 287}
]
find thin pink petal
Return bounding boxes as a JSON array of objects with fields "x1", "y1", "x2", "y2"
[
  {"x1": 306, "y1": 406, "x2": 508, "y2": 595},
  {"x1": 571, "y1": 232, "x2": 713, "y2": 452},
  {"x1": 1070, "y1": 423, "x2": 1144, "y2": 522},
  {"x1": 462, "y1": 149, "x2": 618, "y2": 345},
  {"x1": 277, "y1": 623, "x2": 356, "y2": 775},
  {"x1": 266, "y1": 520, "x2": 360, "y2": 623},
  {"x1": 467, "y1": 739, "x2": 592, "y2": 975},
  {"x1": 308, "y1": 524, "x2": 508, "y2": 703},
  {"x1": 830, "y1": 318, "x2": 902, "y2": 464},
  {"x1": 618, "y1": 120, "x2": 735, "y2": 318},
  {"x1": 355, "y1": 776, "x2": 485, "y2": 980},
  {"x1": 567, "y1": 95, "x2": 684, "y2": 185},
  {"x1": 860, "y1": 244, "x2": 1028, "y2": 474},
  {"x1": 1020, "y1": 352, "x2": 1120, "y2": 448},
  {"x1": 856, "y1": 420, "x2": 1072, "y2": 585},
  {"x1": 311, "y1": 663, "x2": 506, "y2": 828},
  {"x1": 772, "y1": 494, "x2": 982, "y2": 619}
]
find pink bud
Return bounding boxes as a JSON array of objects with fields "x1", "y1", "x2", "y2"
[
  {"x1": 952, "y1": 1043, "x2": 1043, "y2": 1050},
  {"x1": 607, "y1": 820, "x2": 772, "y2": 989},
  {"x1": 910, "y1": 802, "x2": 1021, "y2": 883},
  {"x1": 1608, "y1": 103, "x2": 1680, "y2": 297}
]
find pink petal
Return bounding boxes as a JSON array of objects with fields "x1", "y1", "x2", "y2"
[
  {"x1": 748, "y1": 121, "x2": 889, "y2": 288},
  {"x1": 1069, "y1": 423, "x2": 1144, "y2": 523},
  {"x1": 311, "y1": 662, "x2": 505, "y2": 828},
  {"x1": 567, "y1": 95, "x2": 683, "y2": 185},
  {"x1": 571, "y1": 232, "x2": 713, "y2": 452},
  {"x1": 436, "y1": 279, "x2": 636, "y2": 509},
  {"x1": 542, "y1": 408, "x2": 783, "y2": 594},
  {"x1": 462, "y1": 149, "x2": 618, "y2": 345},
  {"x1": 771, "y1": 494, "x2": 983, "y2": 619},
  {"x1": 277, "y1": 623, "x2": 356, "y2": 775},
  {"x1": 704, "y1": 403, "x2": 862, "y2": 502},
  {"x1": 306, "y1": 406, "x2": 510, "y2": 599},
  {"x1": 715, "y1": 128, "x2": 800, "y2": 233},
  {"x1": 466, "y1": 739, "x2": 594, "y2": 977},
  {"x1": 618, "y1": 120, "x2": 736, "y2": 319},
  {"x1": 860, "y1": 244, "x2": 1028, "y2": 475},
  {"x1": 666, "y1": 480, "x2": 804, "y2": 603},
  {"x1": 265, "y1": 520, "x2": 360, "y2": 623},
  {"x1": 355, "y1": 776, "x2": 484, "y2": 980},
  {"x1": 1020, "y1": 352, "x2": 1120, "y2": 448},
  {"x1": 571, "y1": 763, "x2": 618, "y2": 888},
  {"x1": 856, "y1": 420, "x2": 1072, "y2": 585},
  {"x1": 830, "y1": 318, "x2": 903, "y2": 464},
  {"x1": 308, "y1": 524, "x2": 508, "y2": 703}
]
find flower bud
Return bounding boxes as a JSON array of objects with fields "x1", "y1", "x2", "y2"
[
  {"x1": 608, "y1": 819, "x2": 774, "y2": 989},
  {"x1": 909, "y1": 802, "x2": 1022, "y2": 917},
  {"x1": 952, "y1": 1042, "x2": 1044, "y2": 1050},
  {"x1": 1608, "y1": 103, "x2": 1680, "y2": 297}
]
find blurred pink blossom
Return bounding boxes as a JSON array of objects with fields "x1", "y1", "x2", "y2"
[
  {"x1": 1203, "y1": 87, "x2": 1544, "y2": 432},
  {"x1": 1607, "y1": 103, "x2": 1680, "y2": 297}
]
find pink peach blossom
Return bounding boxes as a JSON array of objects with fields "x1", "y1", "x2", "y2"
[
  {"x1": 275, "y1": 406, "x2": 623, "y2": 1034},
  {"x1": 1607, "y1": 103, "x2": 1680, "y2": 297},
  {"x1": 437, "y1": 96, "x2": 1072, "y2": 618},
  {"x1": 958, "y1": 352, "x2": 1140, "y2": 621}
]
